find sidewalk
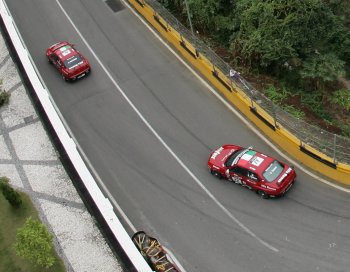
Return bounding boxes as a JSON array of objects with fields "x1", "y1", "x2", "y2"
[{"x1": 0, "y1": 33, "x2": 124, "y2": 271}]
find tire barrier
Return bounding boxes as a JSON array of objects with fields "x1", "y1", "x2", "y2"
[
  {"x1": 132, "y1": 231, "x2": 180, "y2": 272},
  {"x1": 126, "y1": 0, "x2": 350, "y2": 184}
]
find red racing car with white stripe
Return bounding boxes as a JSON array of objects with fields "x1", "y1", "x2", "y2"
[
  {"x1": 46, "y1": 41, "x2": 91, "y2": 81},
  {"x1": 208, "y1": 145, "x2": 296, "y2": 198}
]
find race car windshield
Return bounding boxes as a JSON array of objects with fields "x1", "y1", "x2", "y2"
[
  {"x1": 64, "y1": 55, "x2": 83, "y2": 69},
  {"x1": 263, "y1": 160, "x2": 284, "y2": 182},
  {"x1": 225, "y1": 149, "x2": 243, "y2": 167}
]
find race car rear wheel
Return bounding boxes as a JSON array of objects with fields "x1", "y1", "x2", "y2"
[
  {"x1": 211, "y1": 170, "x2": 222, "y2": 179},
  {"x1": 257, "y1": 190, "x2": 269, "y2": 199}
]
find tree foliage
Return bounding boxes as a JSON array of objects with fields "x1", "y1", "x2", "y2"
[
  {"x1": 160, "y1": 0, "x2": 237, "y2": 44},
  {"x1": 160, "y1": 0, "x2": 350, "y2": 90},
  {"x1": 14, "y1": 217, "x2": 55, "y2": 268},
  {"x1": 187, "y1": 0, "x2": 236, "y2": 43},
  {"x1": 300, "y1": 53, "x2": 345, "y2": 89},
  {"x1": 233, "y1": 1, "x2": 349, "y2": 72}
]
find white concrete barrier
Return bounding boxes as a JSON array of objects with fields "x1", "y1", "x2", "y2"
[{"x1": 0, "y1": 1, "x2": 152, "y2": 271}]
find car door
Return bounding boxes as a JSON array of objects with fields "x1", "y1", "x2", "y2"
[
  {"x1": 228, "y1": 167, "x2": 248, "y2": 185},
  {"x1": 245, "y1": 170, "x2": 259, "y2": 189},
  {"x1": 50, "y1": 54, "x2": 63, "y2": 72},
  {"x1": 228, "y1": 167, "x2": 259, "y2": 190}
]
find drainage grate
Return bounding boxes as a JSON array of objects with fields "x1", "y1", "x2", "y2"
[{"x1": 105, "y1": 0, "x2": 124, "y2": 12}]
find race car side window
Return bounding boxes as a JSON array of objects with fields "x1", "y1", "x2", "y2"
[
  {"x1": 50, "y1": 54, "x2": 58, "y2": 62},
  {"x1": 247, "y1": 171, "x2": 259, "y2": 181},
  {"x1": 231, "y1": 167, "x2": 248, "y2": 177}
]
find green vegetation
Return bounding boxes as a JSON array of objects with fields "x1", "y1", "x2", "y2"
[
  {"x1": 14, "y1": 217, "x2": 55, "y2": 268},
  {"x1": 159, "y1": 0, "x2": 350, "y2": 135},
  {"x1": 0, "y1": 90, "x2": 10, "y2": 106},
  {"x1": 1, "y1": 177, "x2": 22, "y2": 208},
  {"x1": 264, "y1": 85, "x2": 290, "y2": 104},
  {"x1": 282, "y1": 105, "x2": 305, "y2": 120},
  {"x1": 331, "y1": 89, "x2": 350, "y2": 110},
  {"x1": 0, "y1": 177, "x2": 65, "y2": 272},
  {"x1": 0, "y1": 80, "x2": 10, "y2": 106}
]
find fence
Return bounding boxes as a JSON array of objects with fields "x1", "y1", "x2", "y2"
[{"x1": 146, "y1": 0, "x2": 350, "y2": 165}]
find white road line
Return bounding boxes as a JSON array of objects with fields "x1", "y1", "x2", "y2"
[
  {"x1": 55, "y1": 0, "x2": 279, "y2": 254},
  {"x1": 120, "y1": 1, "x2": 350, "y2": 194}
]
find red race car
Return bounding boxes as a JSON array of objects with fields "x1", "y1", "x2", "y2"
[
  {"x1": 46, "y1": 41, "x2": 90, "y2": 81},
  {"x1": 208, "y1": 145, "x2": 296, "y2": 198}
]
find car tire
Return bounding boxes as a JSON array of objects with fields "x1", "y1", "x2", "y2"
[
  {"x1": 257, "y1": 190, "x2": 269, "y2": 199},
  {"x1": 211, "y1": 170, "x2": 222, "y2": 179},
  {"x1": 62, "y1": 74, "x2": 68, "y2": 81}
]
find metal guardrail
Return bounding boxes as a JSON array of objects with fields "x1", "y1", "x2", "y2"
[{"x1": 148, "y1": 0, "x2": 350, "y2": 165}]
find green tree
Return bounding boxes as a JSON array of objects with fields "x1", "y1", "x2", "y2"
[
  {"x1": 192, "y1": 0, "x2": 236, "y2": 40},
  {"x1": 14, "y1": 217, "x2": 55, "y2": 268},
  {"x1": 300, "y1": 53, "x2": 345, "y2": 90},
  {"x1": 233, "y1": 0, "x2": 350, "y2": 77},
  {"x1": 160, "y1": 0, "x2": 237, "y2": 44},
  {"x1": 159, "y1": 0, "x2": 350, "y2": 89}
]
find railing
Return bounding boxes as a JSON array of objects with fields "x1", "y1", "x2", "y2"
[{"x1": 147, "y1": 0, "x2": 350, "y2": 165}]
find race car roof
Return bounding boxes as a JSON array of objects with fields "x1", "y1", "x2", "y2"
[
  {"x1": 236, "y1": 149, "x2": 273, "y2": 172},
  {"x1": 55, "y1": 45, "x2": 77, "y2": 61}
]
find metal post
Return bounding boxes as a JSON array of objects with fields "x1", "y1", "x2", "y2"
[
  {"x1": 273, "y1": 103, "x2": 277, "y2": 128},
  {"x1": 333, "y1": 134, "x2": 337, "y2": 163},
  {"x1": 184, "y1": 0, "x2": 194, "y2": 36}
]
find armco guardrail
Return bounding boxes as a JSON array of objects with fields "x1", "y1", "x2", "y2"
[
  {"x1": 0, "y1": 1, "x2": 152, "y2": 271},
  {"x1": 126, "y1": 0, "x2": 350, "y2": 184}
]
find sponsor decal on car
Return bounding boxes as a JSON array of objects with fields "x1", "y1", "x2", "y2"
[
  {"x1": 59, "y1": 46, "x2": 72, "y2": 56},
  {"x1": 277, "y1": 173, "x2": 288, "y2": 184},
  {"x1": 250, "y1": 156, "x2": 264, "y2": 166},
  {"x1": 211, "y1": 147, "x2": 224, "y2": 159},
  {"x1": 240, "y1": 150, "x2": 256, "y2": 161}
]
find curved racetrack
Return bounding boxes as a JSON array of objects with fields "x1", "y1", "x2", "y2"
[{"x1": 5, "y1": 0, "x2": 350, "y2": 271}]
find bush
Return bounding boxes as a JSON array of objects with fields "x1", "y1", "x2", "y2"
[
  {"x1": 14, "y1": 217, "x2": 55, "y2": 268},
  {"x1": 0, "y1": 177, "x2": 22, "y2": 208},
  {"x1": 264, "y1": 85, "x2": 290, "y2": 104},
  {"x1": 330, "y1": 89, "x2": 350, "y2": 110},
  {"x1": 1, "y1": 183, "x2": 22, "y2": 208},
  {"x1": 0, "y1": 176, "x2": 10, "y2": 189},
  {"x1": 0, "y1": 90, "x2": 10, "y2": 106}
]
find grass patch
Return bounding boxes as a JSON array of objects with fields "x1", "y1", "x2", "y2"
[
  {"x1": 282, "y1": 104, "x2": 305, "y2": 119},
  {"x1": 299, "y1": 91, "x2": 333, "y2": 122},
  {"x1": 0, "y1": 190, "x2": 65, "y2": 272},
  {"x1": 264, "y1": 85, "x2": 291, "y2": 104},
  {"x1": 330, "y1": 89, "x2": 350, "y2": 110}
]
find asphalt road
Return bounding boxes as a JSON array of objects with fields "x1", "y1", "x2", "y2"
[{"x1": 5, "y1": 0, "x2": 350, "y2": 271}]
